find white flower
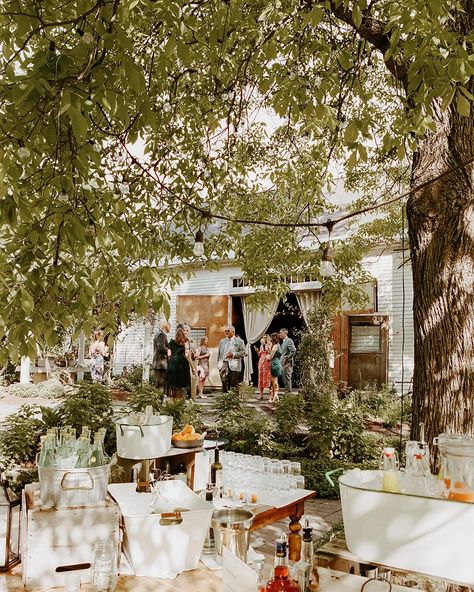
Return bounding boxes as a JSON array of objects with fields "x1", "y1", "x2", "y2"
[{"x1": 163, "y1": 102, "x2": 172, "y2": 113}]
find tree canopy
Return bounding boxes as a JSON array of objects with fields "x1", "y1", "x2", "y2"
[{"x1": 0, "y1": 0, "x2": 472, "y2": 360}]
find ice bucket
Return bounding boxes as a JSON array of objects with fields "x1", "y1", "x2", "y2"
[
  {"x1": 212, "y1": 508, "x2": 254, "y2": 565},
  {"x1": 116, "y1": 415, "x2": 173, "y2": 459},
  {"x1": 339, "y1": 469, "x2": 474, "y2": 585},
  {"x1": 38, "y1": 462, "x2": 111, "y2": 508}
]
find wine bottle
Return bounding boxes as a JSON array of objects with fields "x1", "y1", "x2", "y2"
[
  {"x1": 265, "y1": 535, "x2": 300, "y2": 591},
  {"x1": 210, "y1": 445, "x2": 223, "y2": 496},
  {"x1": 294, "y1": 519, "x2": 318, "y2": 592}
]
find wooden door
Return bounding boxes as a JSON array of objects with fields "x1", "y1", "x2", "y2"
[{"x1": 348, "y1": 314, "x2": 388, "y2": 387}]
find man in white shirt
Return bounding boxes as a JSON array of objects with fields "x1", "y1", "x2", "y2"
[{"x1": 217, "y1": 325, "x2": 246, "y2": 393}]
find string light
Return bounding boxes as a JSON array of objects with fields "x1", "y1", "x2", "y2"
[{"x1": 193, "y1": 229, "x2": 204, "y2": 257}]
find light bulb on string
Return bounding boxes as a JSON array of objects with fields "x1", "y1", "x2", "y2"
[
  {"x1": 319, "y1": 220, "x2": 335, "y2": 278},
  {"x1": 193, "y1": 229, "x2": 204, "y2": 257},
  {"x1": 319, "y1": 243, "x2": 335, "y2": 278}
]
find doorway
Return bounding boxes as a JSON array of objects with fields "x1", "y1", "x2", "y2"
[{"x1": 232, "y1": 294, "x2": 307, "y2": 386}]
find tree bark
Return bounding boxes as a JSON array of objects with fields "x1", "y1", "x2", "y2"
[
  {"x1": 406, "y1": 3, "x2": 474, "y2": 459},
  {"x1": 407, "y1": 98, "x2": 474, "y2": 458}
]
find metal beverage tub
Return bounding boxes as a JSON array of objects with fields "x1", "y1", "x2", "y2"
[
  {"x1": 38, "y1": 462, "x2": 111, "y2": 508},
  {"x1": 339, "y1": 469, "x2": 474, "y2": 585},
  {"x1": 115, "y1": 415, "x2": 173, "y2": 459}
]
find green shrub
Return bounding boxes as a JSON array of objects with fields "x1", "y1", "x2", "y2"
[
  {"x1": 307, "y1": 393, "x2": 366, "y2": 462},
  {"x1": 215, "y1": 390, "x2": 275, "y2": 455},
  {"x1": 127, "y1": 384, "x2": 163, "y2": 413},
  {"x1": 161, "y1": 399, "x2": 204, "y2": 433},
  {"x1": 274, "y1": 394, "x2": 305, "y2": 441},
  {"x1": 0, "y1": 405, "x2": 43, "y2": 466},
  {"x1": 61, "y1": 383, "x2": 116, "y2": 455},
  {"x1": 300, "y1": 457, "x2": 378, "y2": 499},
  {"x1": 1, "y1": 359, "x2": 17, "y2": 385},
  {"x1": 351, "y1": 383, "x2": 412, "y2": 427}
]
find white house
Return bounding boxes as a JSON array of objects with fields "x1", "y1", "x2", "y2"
[{"x1": 113, "y1": 245, "x2": 414, "y2": 393}]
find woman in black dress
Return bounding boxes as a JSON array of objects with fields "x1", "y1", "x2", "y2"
[{"x1": 167, "y1": 326, "x2": 192, "y2": 398}]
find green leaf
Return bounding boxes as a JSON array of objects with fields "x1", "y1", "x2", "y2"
[
  {"x1": 20, "y1": 288, "x2": 34, "y2": 315},
  {"x1": 344, "y1": 120, "x2": 359, "y2": 144},
  {"x1": 69, "y1": 107, "x2": 88, "y2": 141},
  {"x1": 457, "y1": 93, "x2": 470, "y2": 117}
]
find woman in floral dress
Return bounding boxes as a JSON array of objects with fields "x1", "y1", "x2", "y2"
[{"x1": 257, "y1": 334, "x2": 271, "y2": 399}]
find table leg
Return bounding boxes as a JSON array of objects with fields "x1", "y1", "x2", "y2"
[{"x1": 288, "y1": 502, "x2": 305, "y2": 561}]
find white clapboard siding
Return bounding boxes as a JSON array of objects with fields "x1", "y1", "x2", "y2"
[
  {"x1": 363, "y1": 250, "x2": 414, "y2": 392},
  {"x1": 22, "y1": 483, "x2": 120, "y2": 590},
  {"x1": 113, "y1": 255, "x2": 415, "y2": 391},
  {"x1": 113, "y1": 266, "x2": 237, "y2": 374}
]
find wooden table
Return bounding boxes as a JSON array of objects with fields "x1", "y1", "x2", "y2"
[{"x1": 249, "y1": 489, "x2": 316, "y2": 562}]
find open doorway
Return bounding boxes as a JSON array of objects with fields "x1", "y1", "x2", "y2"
[{"x1": 231, "y1": 293, "x2": 307, "y2": 387}]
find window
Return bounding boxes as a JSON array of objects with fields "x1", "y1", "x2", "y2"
[
  {"x1": 350, "y1": 325, "x2": 381, "y2": 353},
  {"x1": 188, "y1": 327, "x2": 206, "y2": 347}
]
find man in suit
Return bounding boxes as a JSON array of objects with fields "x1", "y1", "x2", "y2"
[
  {"x1": 217, "y1": 325, "x2": 246, "y2": 393},
  {"x1": 278, "y1": 328, "x2": 296, "y2": 394},
  {"x1": 152, "y1": 320, "x2": 171, "y2": 390}
]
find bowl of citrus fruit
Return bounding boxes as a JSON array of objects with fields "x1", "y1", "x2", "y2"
[{"x1": 171, "y1": 425, "x2": 205, "y2": 448}]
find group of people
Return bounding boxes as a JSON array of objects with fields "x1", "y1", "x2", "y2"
[
  {"x1": 152, "y1": 320, "x2": 210, "y2": 399},
  {"x1": 151, "y1": 320, "x2": 297, "y2": 402},
  {"x1": 256, "y1": 329, "x2": 296, "y2": 402}
]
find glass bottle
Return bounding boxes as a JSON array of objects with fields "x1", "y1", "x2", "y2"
[
  {"x1": 90, "y1": 540, "x2": 117, "y2": 592},
  {"x1": 174, "y1": 462, "x2": 188, "y2": 484},
  {"x1": 382, "y1": 447, "x2": 400, "y2": 493},
  {"x1": 265, "y1": 535, "x2": 300, "y2": 591},
  {"x1": 202, "y1": 485, "x2": 215, "y2": 555},
  {"x1": 89, "y1": 434, "x2": 105, "y2": 467},
  {"x1": 294, "y1": 519, "x2": 317, "y2": 592},
  {"x1": 210, "y1": 445, "x2": 223, "y2": 496},
  {"x1": 256, "y1": 559, "x2": 266, "y2": 592},
  {"x1": 75, "y1": 436, "x2": 92, "y2": 468},
  {"x1": 38, "y1": 435, "x2": 55, "y2": 467}
]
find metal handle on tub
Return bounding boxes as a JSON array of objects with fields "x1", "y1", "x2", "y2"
[
  {"x1": 159, "y1": 511, "x2": 183, "y2": 526},
  {"x1": 360, "y1": 577, "x2": 392, "y2": 592},
  {"x1": 325, "y1": 468, "x2": 344, "y2": 488},
  {"x1": 119, "y1": 424, "x2": 145, "y2": 437},
  {"x1": 60, "y1": 471, "x2": 94, "y2": 490}
]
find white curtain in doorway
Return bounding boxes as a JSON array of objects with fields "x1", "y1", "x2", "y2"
[
  {"x1": 295, "y1": 291, "x2": 320, "y2": 327},
  {"x1": 242, "y1": 297, "x2": 279, "y2": 384}
]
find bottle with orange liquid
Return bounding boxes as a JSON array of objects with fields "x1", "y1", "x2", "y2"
[{"x1": 265, "y1": 535, "x2": 300, "y2": 591}]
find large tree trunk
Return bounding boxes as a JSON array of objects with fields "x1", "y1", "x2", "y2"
[{"x1": 407, "y1": 99, "x2": 474, "y2": 458}]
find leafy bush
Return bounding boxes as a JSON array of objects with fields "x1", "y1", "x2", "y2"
[
  {"x1": 1, "y1": 359, "x2": 17, "y2": 385},
  {"x1": 9, "y1": 378, "x2": 65, "y2": 399},
  {"x1": 214, "y1": 391, "x2": 275, "y2": 455},
  {"x1": 307, "y1": 393, "x2": 366, "y2": 462},
  {"x1": 274, "y1": 393, "x2": 305, "y2": 441},
  {"x1": 351, "y1": 383, "x2": 412, "y2": 427},
  {"x1": 161, "y1": 399, "x2": 204, "y2": 433},
  {"x1": 300, "y1": 457, "x2": 378, "y2": 499},
  {"x1": 127, "y1": 384, "x2": 163, "y2": 413},
  {"x1": 0, "y1": 405, "x2": 43, "y2": 466},
  {"x1": 61, "y1": 383, "x2": 116, "y2": 454}
]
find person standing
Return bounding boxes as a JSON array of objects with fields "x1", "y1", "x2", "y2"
[
  {"x1": 151, "y1": 320, "x2": 171, "y2": 390},
  {"x1": 89, "y1": 330, "x2": 108, "y2": 383},
  {"x1": 195, "y1": 336, "x2": 210, "y2": 399},
  {"x1": 182, "y1": 323, "x2": 198, "y2": 400},
  {"x1": 167, "y1": 326, "x2": 193, "y2": 398},
  {"x1": 278, "y1": 328, "x2": 296, "y2": 394},
  {"x1": 269, "y1": 332, "x2": 282, "y2": 403},
  {"x1": 217, "y1": 326, "x2": 246, "y2": 393},
  {"x1": 257, "y1": 335, "x2": 271, "y2": 400}
]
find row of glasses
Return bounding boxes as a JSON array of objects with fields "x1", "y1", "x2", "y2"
[{"x1": 219, "y1": 452, "x2": 305, "y2": 505}]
